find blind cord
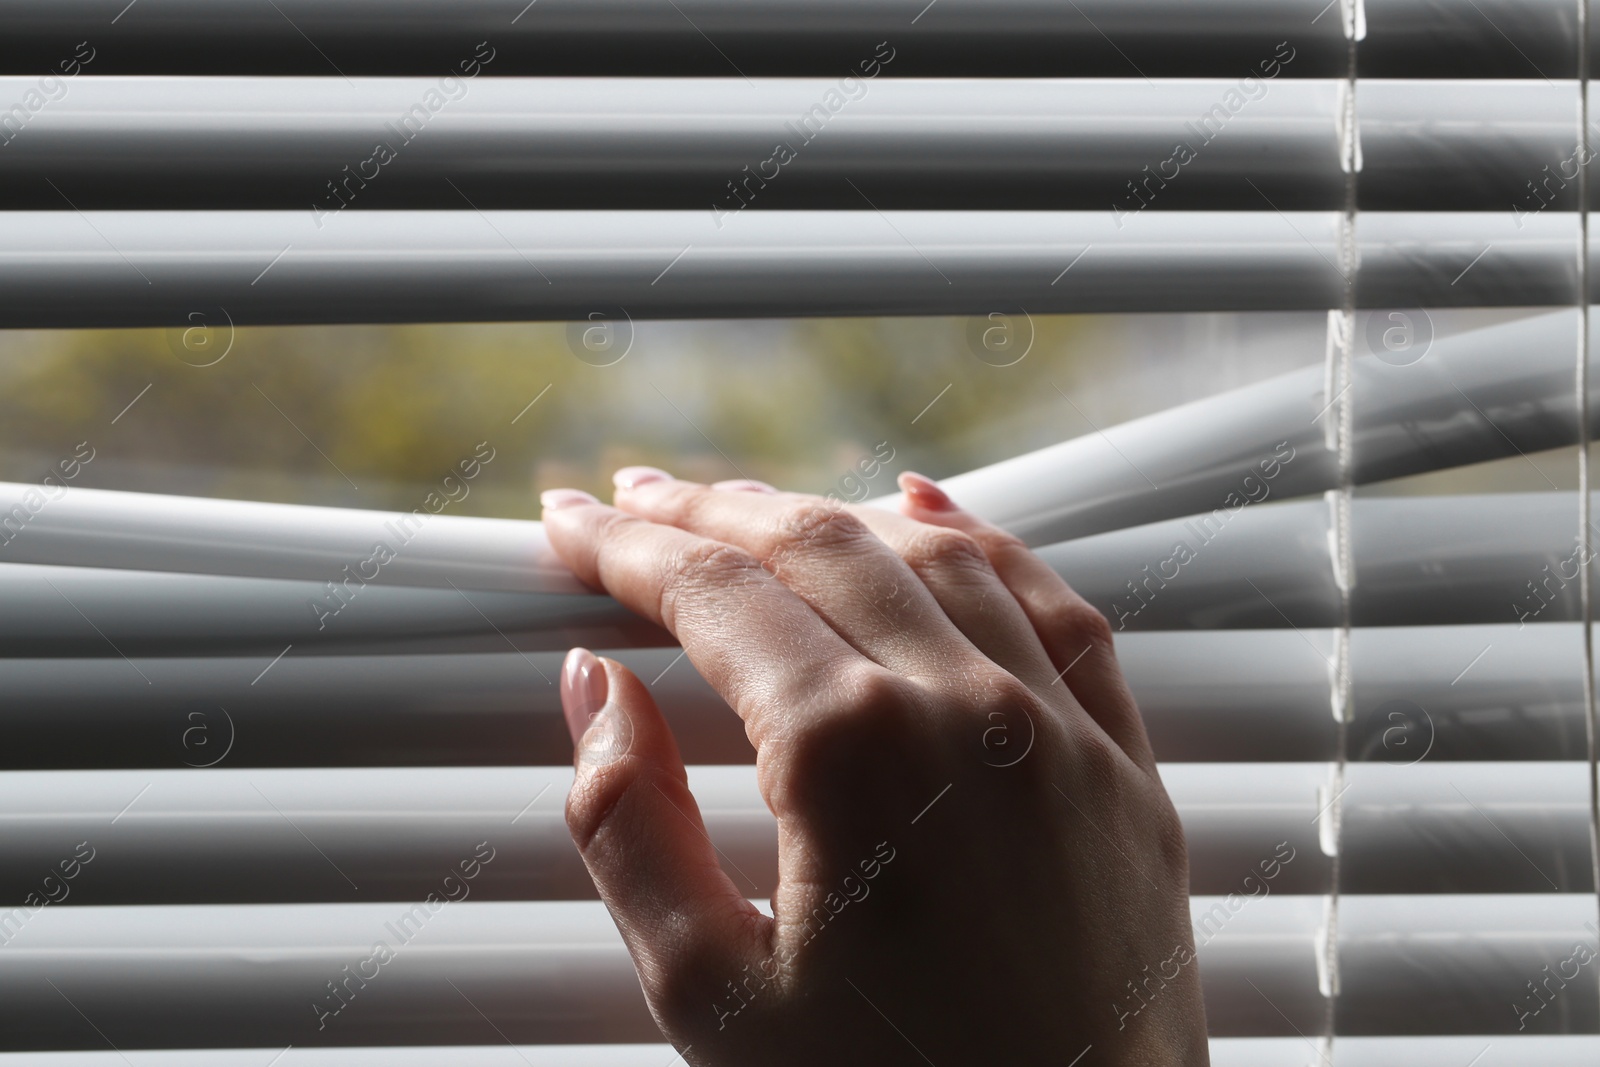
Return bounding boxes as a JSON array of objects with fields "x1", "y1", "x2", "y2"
[
  {"x1": 1579, "y1": 0, "x2": 1600, "y2": 1026},
  {"x1": 1318, "y1": 1, "x2": 1364, "y2": 1059}
]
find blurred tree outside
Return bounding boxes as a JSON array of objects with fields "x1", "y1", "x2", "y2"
[{"x1": 0, "y1": 313, "x2": 1327, "y2": 518}]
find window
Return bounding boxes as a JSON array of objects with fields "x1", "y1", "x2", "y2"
[{"x1": 0, "y1": 2, "x2": 1597, "y2": 1064}]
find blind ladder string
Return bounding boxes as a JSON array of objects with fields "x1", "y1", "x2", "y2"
[
  {"x1": 1578, "y1": 0, "x2": 1600, "y2": 1020},
  {"x1": 1318, "y1": 0, "x2": 1365, "y2": 1056}
]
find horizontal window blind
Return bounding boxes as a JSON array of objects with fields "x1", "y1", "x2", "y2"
[
  {"x1": 0, "y1": 762, "x2": 1588, "y2": 903},
  {"x1": 2, "y1": 2, "x2": 1599, "y2": 1065},
  {"x1": 0, "y1": 77, "x2": 1585, "y2": 212},
  {"x1": 0, "y1": 0, "x2": 1582, "y2": 78},
  {"x1": 0, "y1": 211, "x2": 1582, "y2": 326},
  {"x1": 0, "y1": 624, "x2": 1588, "y2": 766}
]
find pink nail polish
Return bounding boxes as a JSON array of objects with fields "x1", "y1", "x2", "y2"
[
  {"x1": 711, "y1": 479, "x2": 778, "y2": 494},
  {"x1": 540, "y1": 488, "x2": 600, "y2": 511},
  {"x1": 560, "y1": 647, "x2": 609, "y2": 746},
  {"x1": 899, "y1": 471, "x2": 955, "y2": 511},
  {"x1": 613, "y1": 466, "x2": 672, "y2": 490}
]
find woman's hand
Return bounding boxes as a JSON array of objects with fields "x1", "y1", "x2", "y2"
[{"x1": 539, "y1": 469, "x2": 1208, "y2": 1065}]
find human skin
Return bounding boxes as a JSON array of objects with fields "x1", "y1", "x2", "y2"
[{"x1": 539, "y1": 468, "x2": 1209, "y2": 1065}]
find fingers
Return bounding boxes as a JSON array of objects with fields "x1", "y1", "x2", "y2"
[
  {"x1": 841, "y1": 503, "x2": 1061, "y2": 692},
  {"x1": 560, "y1": 648, "x2": 770, "y2": 1030},
  {"x1": 540, "y1": 490, "x2": 860, "y2": 744},
  {"x1": 898, "y1": 472, "x2": 1157, "y2": 772},
  {"x1": 610, "y1": 468, "x2": 980, "y2": 679}
]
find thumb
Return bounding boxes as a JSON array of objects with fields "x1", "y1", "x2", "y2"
[{"x1": 560, "y1": 647, "x2": 771, "y2": 1041}]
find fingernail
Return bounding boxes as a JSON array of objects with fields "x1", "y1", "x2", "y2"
[
  {"x1": 613, "y1": 466, "x2": 672, "y2": 490},
  {"x1": 560, "y1": 647, "x2": 609, "y2": 746},
  {"x1": 711, "y1": 479, "x2": 778, "y2": 494},
  {"x1": 899, "y1": 471, "x2": 955, "y2": 511},
  {"x1": 540, "y1": 488, "x2": 600, "y2": 511}
]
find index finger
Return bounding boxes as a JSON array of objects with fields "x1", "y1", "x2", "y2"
[{"x1": 540, "y1": 492, "x2": 865, "y2": 747}]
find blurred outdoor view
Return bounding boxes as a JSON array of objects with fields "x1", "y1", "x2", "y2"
[{"x1": 0, "y1": 309, "x2": 1560, "y2": 517}]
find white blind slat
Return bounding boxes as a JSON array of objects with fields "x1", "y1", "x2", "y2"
[
  {"x1": 1, "y1": 622, "x2": 1588, "y2": 769},
  {"x1": 0, "y1": 211, "x2": 1582, "y2": 329},
  {"x1": 0, "y1": 764, "x2": 1587, "y2": 903}
]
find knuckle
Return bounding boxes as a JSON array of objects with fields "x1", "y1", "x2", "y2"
[
  {"x1": 563, "y1": 759, "x2": 643, "y2": 854},
  {"x1": 970, "y1": 668, "x2": 1057, "y2": 771},
  {"x1": 898, "y1": 527, "x2": 991, "y2": 575},
  {"x1": 983, "y1": 527, "x2": 1031, "y2": 556},
  {"x1": 588, "y1": 509, "x2": 645, "y2": 575},
  {"x1": 671, "y1": 483, "x2": 727, "y2": 527},
  {"x1": 1042, "y1": 596, "x2": 1115, "y2": 650},
  {"x1": 971, "y1": 668, "x2": 1041, "y2": 722},
  {"x1": 840, "y1": 660, "x2": 924, "y2": 717},
  {"x1": 1152, "y1": 799, "x2": 1191, "y2": 873},
  {"x1": 1069, "y1": 717, "x2": 1127, "y2": 787},
  {"x1": 775, "y1": 498, "x2": 868, "y2": 552},
  {"x1": 767, "y1": 664, "x2": 923, "y2": 815},
  {"x1": 657, "y1": 540, "x2": 763, "y2": 629},
  {"x1": 589, "y1": 505, "x2": 638, "y2": 543}
]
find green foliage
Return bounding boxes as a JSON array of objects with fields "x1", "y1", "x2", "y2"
[{"x1": 0, "y1": 315, "x2": 1096, "y2": 517}]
